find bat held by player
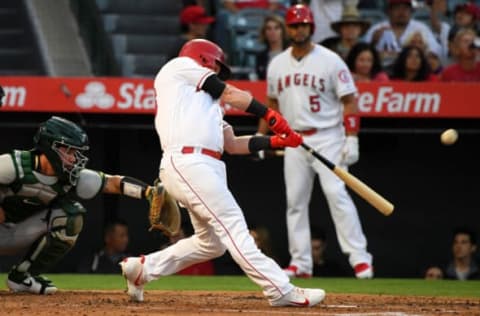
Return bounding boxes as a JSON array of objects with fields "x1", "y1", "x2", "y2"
[{"x1": 300, "y1": 143, "x2": 394, "y2": 216}]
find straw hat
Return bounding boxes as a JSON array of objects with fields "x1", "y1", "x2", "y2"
[{"x1": 331, "y1": 6, "x2": 371, "y2": 35}]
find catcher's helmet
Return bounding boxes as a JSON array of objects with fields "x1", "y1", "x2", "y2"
[
  {"x1": 285, "y1": 4, "x2": 315, "y2": 34},
  {"x1": 179, "y1": 39, "x2": 231, "y2": 80},
  {"x1": 33, "y1": 116, "x2": 89, "y2": 185}
]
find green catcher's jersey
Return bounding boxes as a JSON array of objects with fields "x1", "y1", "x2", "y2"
[{"x1": 0, "y1": 150, "x2": 106, "y2": 223}]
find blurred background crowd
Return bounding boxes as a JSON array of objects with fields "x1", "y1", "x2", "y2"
[{"x1": 3, "y1": 0, "x2": 479, "y2": 81}]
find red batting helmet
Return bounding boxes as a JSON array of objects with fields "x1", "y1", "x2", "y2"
[
  {"x1": 179, "y1": 39, "x2": 231, "y2": 80},
  {"x1": 285, "y1": 4, "x2": 315, "y2": 34}
]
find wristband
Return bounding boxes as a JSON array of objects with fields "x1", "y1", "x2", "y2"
[
  {"x1": 248, "y1": 136, "x2": 272, "y2": 152},
  {"x1": 344, "y1": 114, "x2": 360, "y2": 133},
  {"x1": 245, "y1": 99, "x2": 268, "y2": 118},
  {"x1": 120, "y1": 176, "x2": 148, "y2": 199}
]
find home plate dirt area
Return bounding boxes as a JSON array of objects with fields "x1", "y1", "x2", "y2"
[{"x1": 1, "y1": 290, "x2": 479, "y2": 316}]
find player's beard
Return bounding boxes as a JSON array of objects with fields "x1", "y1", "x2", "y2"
[{"x1": 291, "y1": 34, "x2": 311, "y2": 47}]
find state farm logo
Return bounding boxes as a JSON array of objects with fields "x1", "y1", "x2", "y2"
[
  {"x1": 75, "y1": 82, "x2": 114, "y2": 109},
  {"x1": 358, "y1": 86, "x2": 440, "y2": 114},
  {"x1": 75, "y1": 81, "x2": 156, "y2": 110},
  {"x1": 1, "y1": 86, "x2": 27, "y2": 107}
]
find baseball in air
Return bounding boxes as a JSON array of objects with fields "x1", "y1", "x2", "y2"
[{"x1": 440, "y1": 129, "x2": 458, "y2": 145}]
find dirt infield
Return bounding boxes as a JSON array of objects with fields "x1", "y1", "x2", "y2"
[{"x1": 1, "y1": 290, "x2": 479, "y2": 316}]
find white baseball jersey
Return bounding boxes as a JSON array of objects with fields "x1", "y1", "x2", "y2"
[
  {"x1": 154, "y1": 57, "x2": 224, "y2": 154},
  {"x1": 267, "y1": 45, "x2": 357, "y2": 131}
]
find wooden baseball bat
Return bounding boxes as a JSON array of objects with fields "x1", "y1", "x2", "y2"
[{"x1": 300, "y1": 143, "x2": 394, "y2": 216}]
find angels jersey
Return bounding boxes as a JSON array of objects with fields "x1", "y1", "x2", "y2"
[
  {"x1": 154, "y1": 57, "x2": 224, "y2": 154},
  {"x1": 267, "y1": 44, "x2": 357, "y2": 130}
]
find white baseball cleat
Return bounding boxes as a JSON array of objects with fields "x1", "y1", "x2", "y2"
[
  {"x1": 354, "y1": 263, "x2": 374, "y2": 279},
  {"x1": 119, "y1": 255, "x2": 146, "y2": 302},
  {"x1": 269, "y1": 286, "x2": 325, "y2": 307}
]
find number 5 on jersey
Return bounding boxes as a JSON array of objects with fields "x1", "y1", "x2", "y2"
[{"x1": 309, "y1": 95, "x2": 320, "y2": 112}]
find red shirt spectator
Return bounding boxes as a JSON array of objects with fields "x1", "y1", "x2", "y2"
[
  {"x1": 441, "y1": 63, "x2": 480, "y2": 82},
  {"x1": 441, "y1": 28, "x2": 480, "y2": 82}
]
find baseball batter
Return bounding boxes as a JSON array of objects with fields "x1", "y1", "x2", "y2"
[
  {"x1": 0, "y1": 116, "x2": 157, "y2": 294},
  {"x1": 258, "y1": 4, "x2": 373, "y2": 279},
  {"x1": 120, "y1": 39, "x2": 325, "y2": 307}
]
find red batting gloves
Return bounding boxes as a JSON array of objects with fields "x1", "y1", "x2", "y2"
[
  {"x1": 264, "y1": 109, "x2": 291, "y2": 135},
  {"x1": 270, "y1": 132, "x2": 303, "y2": 148}
]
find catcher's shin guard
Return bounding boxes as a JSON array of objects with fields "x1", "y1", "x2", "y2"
[{"x1": 13, "y1": 208, "x2": 83, "y2": 277}]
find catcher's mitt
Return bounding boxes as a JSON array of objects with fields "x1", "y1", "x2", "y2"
[{"x1": 145, "y1": 180, "x2": 181, "y2": 237}]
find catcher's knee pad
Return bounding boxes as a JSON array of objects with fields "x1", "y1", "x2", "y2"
[{"x1": 15, "y1": 205, "x2": 85, "y2": 276}]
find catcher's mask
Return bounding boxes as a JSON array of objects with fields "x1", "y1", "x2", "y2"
[
  {"x1": 179, "y1": 39, "x2": 231, "y2": 80},
  {"x1": 33, "y1": 116, "x2": 89, "y2": 186}
]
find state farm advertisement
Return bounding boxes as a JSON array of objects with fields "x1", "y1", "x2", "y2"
[{"x1": 0, "y1": 77, "x2": 478, "y2": 118}]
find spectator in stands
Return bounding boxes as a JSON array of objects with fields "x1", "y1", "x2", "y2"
[
  {"x1": 403, "y1": 30, "x2": 445, "y2": 74},
  {"x1": 306, "y1": 0, "x2": 359, "y2": 43},
  {"x1": 424, "y1": 266, "x2": 444, "y2": 280},
  {"x1": 424, "y1": 227, "x2": 480, "y2": 281},
  {"x1": 441, "y1": 28, "x2": 480, "y2": 81},
  {"x1": 426, "y1": 46, "x2": 444, "y2": 75},
  {"x1": 221, "y1": 0, "x2": 283, "y2": 13},
  {"x1": 255, "y1": 14, "x2": 288, "y2": 80},
  {"x1": 444, "y1": 227, "x2": 479, "y2": 280},
  {"x1": 448, "y1": 3, "x2": 480, "y2": 54},
  {"x1": 167, "y1": 5, "x2": 215, "y2": 61},
  {"x1": 77, "y1": 220, "x2": 130, "y2": 274},
  {"x1": 364, "y1": 0, "x2": 442, "y2": 67},
  {"x1": 311, "y1": 227, "x2": 347, "y2": 277},
  {"x1": 346, "y1": 42, "x2": 390, "y2": 81},
  {"x1": 390, "y1": 45, "x2": 437, "y2": 81},
  {"x1": 0, "y1": 85, "x2": 4, "y2": 107},
  {"x1": 425, "y1": 0, "x2": 450, "y2": 60},
  {"x1": 320, "y1": 5, "x2": 370, "y2": 60},
  {"x1": 451, "y1": 2, "x2": 479, "y2": 34},
  {"x1": 358, "y1": 0, "x2": 383, "y2": 10}
]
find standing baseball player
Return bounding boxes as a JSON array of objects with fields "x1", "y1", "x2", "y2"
[
  {"x1": 0, "y1": 116, "x2": 157, "y2": 294},
  {"x1": 120, "y1": 39, "x2": 326, "y2": 307},
  {"x1": 257, "y1": 4, "x2": 373, "y2": 279}
]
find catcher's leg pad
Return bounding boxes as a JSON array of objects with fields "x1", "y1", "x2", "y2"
[
  {"x1": 15, "y1": 205, "x2": 84, "y2": 276},
  {"x1": 147, "y1": 182, "x2": 181, "y2": 237}
]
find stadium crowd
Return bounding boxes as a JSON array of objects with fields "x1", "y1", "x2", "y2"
[{"x1": 180, "y1": 0, "x2": 480, "y2": 81}]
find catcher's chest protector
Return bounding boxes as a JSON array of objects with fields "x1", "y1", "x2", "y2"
[{"x1": 1, "y1": 150, "x2": 71, "y2": 222}]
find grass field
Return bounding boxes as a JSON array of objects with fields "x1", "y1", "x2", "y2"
[{"x1": 2, "y1": 274, "x2": 479, "y2": 297}]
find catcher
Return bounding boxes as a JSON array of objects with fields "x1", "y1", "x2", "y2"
[{"x1": 0, "y1": 116, "x2": 179, "y2": 294}]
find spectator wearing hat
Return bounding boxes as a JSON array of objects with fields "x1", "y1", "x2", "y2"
[
  {"x1": 364, "y1": 0, "x2": 442, "y2": 67},
  {"x1": 442, "y1": 28, "x2": 480, "y2": 82},
  {"x1": 309, "y1": 0, "x2": 359, "y2": 43},
  {"x1": 448, "y1": 3, "x2": 480, "y2": 45},
  {"x1": 167, "y1": 5, "x2": 215, "y2": 61},
  {"x1": 320, "y1": 5, "x2": 370, "y2": 60}
]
